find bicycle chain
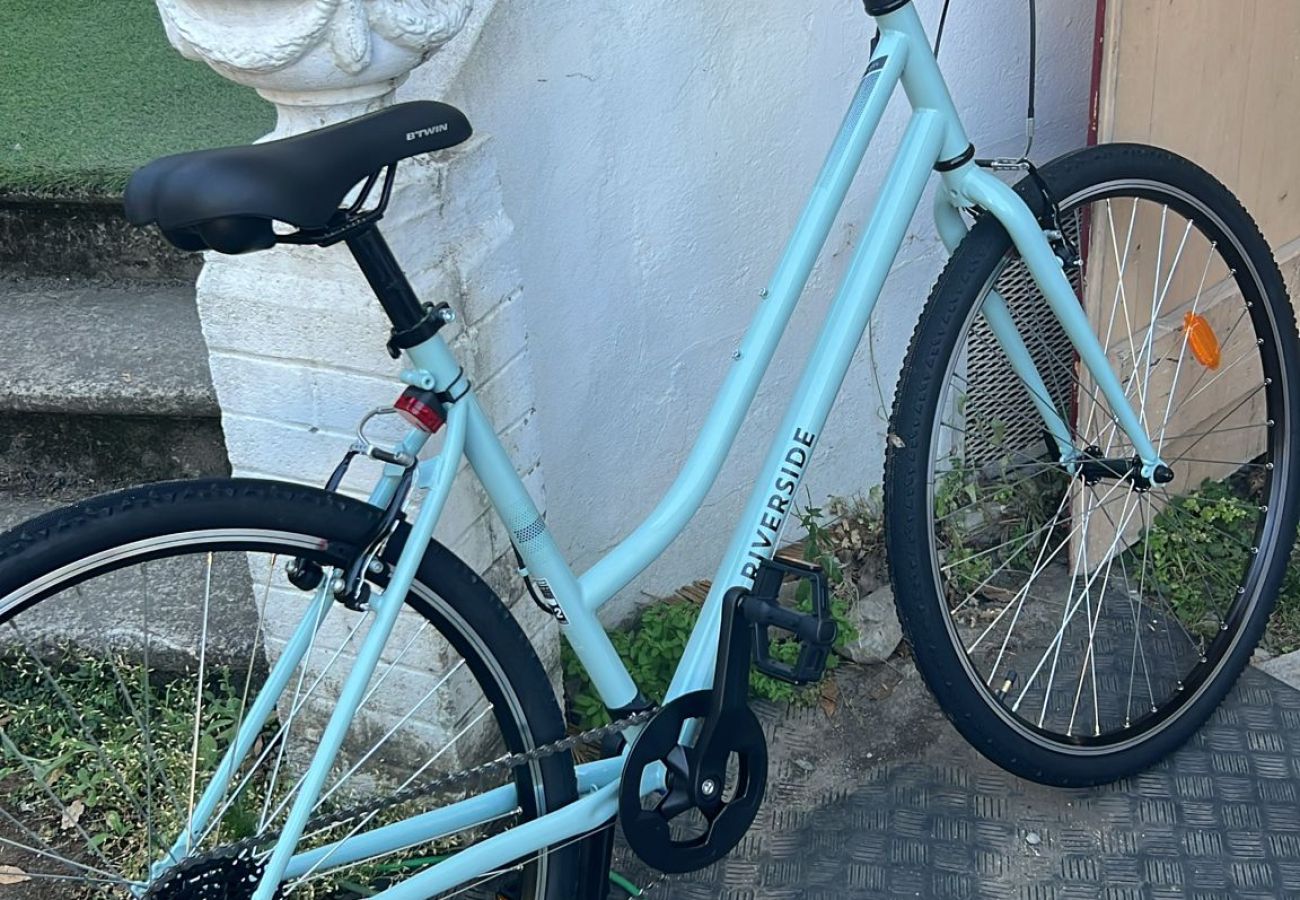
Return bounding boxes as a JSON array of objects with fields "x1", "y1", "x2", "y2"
[{"x1": 193, "y1": 708, "x2": 657, "y2": 865}]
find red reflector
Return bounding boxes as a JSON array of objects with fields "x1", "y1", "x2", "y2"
[{"x1": 394, "y1": 388, "x2": 445, "y2": 433}]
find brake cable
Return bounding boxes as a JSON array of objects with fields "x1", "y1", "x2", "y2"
[{"x1": 935, "y1": 0, "x2": 1039, "y2": 169}]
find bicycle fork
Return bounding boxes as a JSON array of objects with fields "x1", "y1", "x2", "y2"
[{"x1": 935, "y1": 166, "x2": 1171, "y2": 483}]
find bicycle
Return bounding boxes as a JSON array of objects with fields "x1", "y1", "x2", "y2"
[{"x1": 2, "y1": 0, "x2": 1297, "y2": 897}]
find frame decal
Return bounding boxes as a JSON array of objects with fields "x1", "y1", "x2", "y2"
[{"x1": 740, "y1": 427, "x2": 816, "y2": 583}]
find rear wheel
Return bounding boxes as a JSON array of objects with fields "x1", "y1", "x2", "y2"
[
  {"x1": 886, "y1": 144, "x2": 1300, "y2": 785},
  {"x1": 0, "y1": 478, "x2": 578, "y2": 897}
]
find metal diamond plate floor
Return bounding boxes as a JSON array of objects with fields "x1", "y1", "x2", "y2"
[{"x1": 614, "y1": 665, "x2": 1300, "y2": 900}]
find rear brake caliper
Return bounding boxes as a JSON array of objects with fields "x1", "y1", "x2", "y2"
[{"x1": 286, "y1": 389, "x2": 446, "y2": 610}]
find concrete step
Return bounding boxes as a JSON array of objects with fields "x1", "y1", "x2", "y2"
[
  {"x1": 0, "y1": 194, "x2": 199, "y2": 283},
  {"x1": 0, "y1": 276, "x2": 217, "y2": 416},
  {"x1": 0, "y1": 275, "x2": 228, "y2": 501}
]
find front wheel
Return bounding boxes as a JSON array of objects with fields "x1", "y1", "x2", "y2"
[
  {"x1": 886, "y1": 144, "x2": 1300, "y2": 786},
  {"x1": 0, "y1": 478, "x2": 578, "y2": 897}
]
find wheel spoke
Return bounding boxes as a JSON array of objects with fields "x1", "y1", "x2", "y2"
[
  {"x1": 4, "y1": 622, "x2": 155, "y2": 832},
  {"x1": 317, "y1": 657, "x2": 467, "y2": 808},
  {"x1": 0, "y1": 808, "x2": 131, "y2": 885},
  {"x1": 982, "y1": 486, "x2": 1078, "y2": 680},
  {"x1": 1154, "y1": 242, "x2": 1215, "y2": 451},
  {"x1": 252, "y1": 604, "x2": 371, "y2": 834},
  {"x1": 289, "y1": 703, "x2": 498, "y2": 885},
  {"x1": 0, "y1": 727, "x2": 123, "y2": 876},
  {"x1": 966, "y1": 483, "x2": 1131, "y2": 655},
  {"x1": 185, "y1": 553, "x2": 216, "y2": 854}
]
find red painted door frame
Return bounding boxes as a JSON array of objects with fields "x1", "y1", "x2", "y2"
[{"x1": 1087, "y1": 0, "x2": 1108, "y2": 146}]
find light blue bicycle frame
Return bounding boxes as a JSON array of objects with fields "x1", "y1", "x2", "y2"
[{"x1": 169, "y1": 5, "x2": 1170, "y2": 898}]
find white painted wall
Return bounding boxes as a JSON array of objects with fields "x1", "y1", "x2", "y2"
[{"x1": 407, "y1": 0, "x2": 1096, "y2": 620}]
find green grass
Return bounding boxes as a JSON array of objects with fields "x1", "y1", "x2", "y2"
[
  {"x1": 0, "y1": 652, "x2": 589, "y2": 897},
  {"x1": 0, "y1": 1, "x2": 274, "y2": 196},
  {"x1": 0, "y1": 652, "x2": 260, "y2": 881},
  {"x1": 1265, "y1": 558, "x2": 1300, "y2": 653},
  {"x1": 1128, "y1": 473, "x2": 1300, "y2": 655},
  {"x1": 0, "y1": 653, "x2": 455, "y2": 895}
]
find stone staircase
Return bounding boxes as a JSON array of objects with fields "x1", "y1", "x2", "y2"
[{"x1": 0, "y1": 192, "x2": 227, "y2": 531}]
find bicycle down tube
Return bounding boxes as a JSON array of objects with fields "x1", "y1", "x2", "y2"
[{"x1": 233, "y1": 4, "x2": 1170, "y2": 898}]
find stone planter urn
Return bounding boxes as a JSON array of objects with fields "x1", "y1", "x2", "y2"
[{"x1": 156, "y1": 0, "x2": 476, "y2": 136}]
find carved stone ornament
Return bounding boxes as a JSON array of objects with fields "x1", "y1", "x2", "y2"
[{"x1": 155, "y1": 0, "x2": 475, "y2": 132}]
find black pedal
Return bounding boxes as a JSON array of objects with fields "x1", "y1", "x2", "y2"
[{"x1": 743, "y1": 557, "x2": 837, "y2": 685}]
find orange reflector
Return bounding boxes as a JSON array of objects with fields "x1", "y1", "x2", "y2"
[{"x1": 1183, "y1": 312, "x2": 1221, "y2": 369}]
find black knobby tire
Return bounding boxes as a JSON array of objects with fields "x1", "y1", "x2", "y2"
[
  {"x1": 0, "y1": 478, "x2": 579, "y2": 898},
  {"x1": 885, "y1": 144, "x2": 1300, "y2": 786}
]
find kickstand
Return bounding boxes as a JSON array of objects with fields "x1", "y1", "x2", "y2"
[
  {"x1": 576, "y1": 819, "x2": 618, "y2": 900},
  {"x1": 577, "y1": 726, "x2": 632, "y2": 900}
]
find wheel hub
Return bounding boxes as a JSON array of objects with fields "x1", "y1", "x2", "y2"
[{"x1": 1047, "y1": 436, "x2": 1175, "y2": 491}]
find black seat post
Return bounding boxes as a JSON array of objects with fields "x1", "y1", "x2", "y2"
[{"x1": 345, "y1": 225, "x2": 427, "y2": 333}]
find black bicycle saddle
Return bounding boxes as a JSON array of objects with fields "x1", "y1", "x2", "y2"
[{"x1": 124, "y1": 101, "x2": 471, "y2": 255}]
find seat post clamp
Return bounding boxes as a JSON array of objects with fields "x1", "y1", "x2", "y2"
[{"x1": 387, "y1": 302, "x2": 453, "y2": 359}]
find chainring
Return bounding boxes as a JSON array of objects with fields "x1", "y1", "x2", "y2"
[{"x1": 618, "y1": 690, "x2": 767, "y2": 874}]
